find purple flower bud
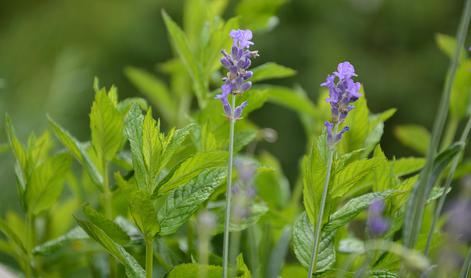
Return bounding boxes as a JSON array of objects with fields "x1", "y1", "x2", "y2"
[
  {"x1": 230, "y1": 29, "x2": 254, "y2": 48},
  {"x1": 233, "y1": 101, "x2": 248, "y2": 119},
  {"x1": 235, "y1": 158, "x2": 257, "y2": 183},
  {"x1": 325, "y1": 121, "x2": 349, "y2": 146},
  {"x1": 367, "y1": 199, "x2": 390, "y2": 237}
]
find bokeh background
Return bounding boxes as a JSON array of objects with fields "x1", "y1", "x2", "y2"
[{"x1": 0, "y1": 0, "x2": 465, "y2": 215}]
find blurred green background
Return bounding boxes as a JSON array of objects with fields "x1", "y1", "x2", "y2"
[{"x1": 0, "y1": 0, "x2": 465, "y2": 214}]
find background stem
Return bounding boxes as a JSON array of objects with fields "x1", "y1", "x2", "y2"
[
  {"x1": 145, "y1": 237, "x2": 154, "y2": 278},
  {"x1": 223, "y1": 94, "x2": 237, "y2": 278}
]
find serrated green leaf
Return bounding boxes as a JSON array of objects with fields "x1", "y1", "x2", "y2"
[
  {"x1": 26, "y1": 153, "x2": 71, "y2": 215},
  {"x1": 392, "y1": 157, "x2": 425, "y2": 177},
  {"x1": 33, "y1": 226, "x2": 88, "y2": 255},
  {"x1": 251, "y1": 62, "x2": 296, "y2": 83},
  {"x1": 90, "y1": 90, "x2": 124, "y2": 164},
  {"x1": 125, "y1": 67, "x2": 176, "y2": 123},
  {"x1": 292, "y1": 212, "x2": 335, "y2": 273},
  {"x1": 394, "y1": 125, "x2": 430, "y2": 155},
  {"x1": 76, "y1": 218, "x2": 145, "y2": 278},
  {"x1": 48, "y1": 116, "x2": 103, "y2": 186},
  {"x1": 341, "y1": 95, "x2": 369, "y2": 152},
  {"x1": 128, "y1": 190, "x2": 160, "y2": 238},
  {"x1": 157, "y1": 151, "x2": 228, "y2": 195},
  {"x1": 372, "y1": 146, "x2": 396, "y2": 192},
  {"x1": 158, "y1": 168, "x2": 225, "y2": 236},
  {"x1": 82, "y1": 204, "x2": 130, "y2": 245},
  {"x1": 323, "y1": 190, "x2": 397, "y2": 233},
  {"x1": 330, "y1": 158, "x2": 377, "y2": 198}
]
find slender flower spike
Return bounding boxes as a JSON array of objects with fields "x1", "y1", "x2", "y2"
[
  {"x1": 216, "y1": 29, "x2": 258, "y2": 120},
  {"x1": 367, "y1": 198, "x2": 390, "y2": 237},
  {"x1": 321, "y1": 61, "x2": 361, "y2": 146}
]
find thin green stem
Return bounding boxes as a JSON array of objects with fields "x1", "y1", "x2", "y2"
[
  {"x1": 403, "y1": 0, "x2": 471, "y2": 249},
  {"x1": 25, "y1": 213, "x2": 34, "y2": 278},
  {"x1": 102, "y1": 162, "x2": 117, "y2": 278},
  {"x1": 223, "y1": 94, "x2": 237, "y2": 278},
  {"x1": 145, "y1": 237, "x2": 154, "y2": 278},
  {"x1": 247, "y1": 227, "x2": 259, "y2": 278},
  {"x1": 307, "y1": 147, "x2": 335, "y2": 277},
  {"x1": 424, "y1": 116, "x2": 471, "y2": 255},
  {"x1": 460, "y1": 246, "x2": 471, "y2": 278}
]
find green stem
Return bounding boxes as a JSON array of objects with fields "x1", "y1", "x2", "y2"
[
  {"x1": 223, "y1": 94, "x2": 237, "y2": 278},
  {"x1": 229, "y1": 231, "x2": 241, "y2": 278},
  {"x1": 102, "y1": 162, "x2": 117, "y2": 278},
  {"x1": 247, "y1": 227, "x2": 259, "y2": 278},
  {"x1": 403, "y1": 0, "x2": 471, "y2": 249},
  {"x1": 25, "y1": 213, "x2": 34, "y2": 278},
  {"x1": 307, "y1": 147, "x2": 335, "y2": 277},
  {"x1": 424, "y1": 116, "x2": 471, "y2": 255},
  {"x1": 460, "y1": 246, "x2": 471, "y2": 278},
  {"x1": 145, "y1": 237, "x2": 154, "y2": 278}
]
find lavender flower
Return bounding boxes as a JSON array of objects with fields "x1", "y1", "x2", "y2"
[
  {"x1": 216, "y1": 29, "x2": 258, "y2": 120},
  {"x1": 367, "y1": 198, "x2": 389, "y2": 237},
  {"x1": 321, "y1": 61, "x2": 361, "y2": 146}
]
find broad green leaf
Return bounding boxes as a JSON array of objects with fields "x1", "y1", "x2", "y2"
[
  {"x1": 251, "y1": 62, "x2": 296, "y2": 83},
  {"x1": 76, "y1": 218, "x2": 145, "y2": 278},
  {"x1": 262, "y1": 85, "x2": 317, "y2": 116},
  {"x1": 450, "y1": 60, "x2": 471, "y2": 119},
  {"x1": 128, "y1": 190, "x2": 160, "y2": 238},
  {"x1": 403, "y1": 142, "x2": 464, "y2": 248},
  {"x1": 394, "y1": 125, "x2": 430, "y2": 155},
  {"x1": 162, "y1": 10, "x2": 206, "y2": 105},
  {"x1": 26, "y1": 153, "x2": 71, "y2": 215},
  {"x1": 158, "y1": 168, "x2": 225, "y2": 236},
  {"x1": 239, "y1": 89, "x2": 269, "y2": 116},
  {"x1": 161, "y1": 123, "x2": 196, "y2": 169},
  {"x1": 90, "y1": 90, "x2": 124, "y2": 165},
  {"x1": 323, "y1": 190, "x2": 397, "y2": 233},
  {"x1": 372, "y1": 146, "x2": 396, "y2": 192},
  {"x1": 33, "y1": 227, "x2": 88, "y2": 255},
  {"x1": 82, "y1": 204, "x2": 130, "y2": 245},
  {"x1": 330, "y1": 158, "x2": 378, "y2": 198},
  {"x1": 0, "y1": 219, "x2": 27, "y2": 257},
  {"x1": 125, "y1": 67, "x2": 176, "y2": 124},
  {"x1": 157, "y1": 151, "x2": 228, "y2": 195},
  {"x1": 167, "y1": 264, "x2": 223, "y2": 278},
  {"x1": 392, "y1": 157, "x2": 425, "y2": 177},
  {"x1": 303, "y1": 135, "x2": 328, "y2": 226},
  {"x1": 341, "y1": 95, "x2": 369, "y2": 152},
  {"x1": 48, "y1": 116, "x2": 103, "y2": 185},
  {"x1": 292, "y1": 212, "x2": 335, "y2": 272},
  {"x1": 236, "y1": 0, "x2": 287, "y2": 31},
  {"x1": 435, "y1": 33, "x2": 467, "y2": 61}
]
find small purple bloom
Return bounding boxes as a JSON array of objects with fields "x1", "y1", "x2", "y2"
[
  {"x1": 322, "y1": 61, "x2": 361, "y2": 146},
  {"x1": 216, "y1": 29, "x2": 258, "y2": 120},
  {"x1": 367, "y1": 198, "x2": 389, "y2": 237}
]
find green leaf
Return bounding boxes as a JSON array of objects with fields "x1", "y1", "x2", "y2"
[
  {"x1": 128, "y1": 190, "x2": 160, "y2": 238},
  {"x1": 158, "y1": 168, "x2": 225, "y2": 236},
  {"x1": 76, "y1": 218, "x2": 145, "y2": 278},
  {"x1": 341, "y1": 95, "x2": 370, "y2": 152},
  {"x1": 323, "y1": 190, "x2": 397, "y2": 233},
  {"x1": 125, "y1": 67, "x2": 176, "y2": 124},
  {"x1": 370, "y1": 270, "x2": 398, "y2": 278},
  {"x1": 167, "y1": 264, "x2": 223, "y2": 278},
  {"x1": 435, "y1": 33, "x2": 467, "y2": 61},
  {"x1": 236, "y1": 0, "x2": 287, "y2": 31},
  {"x1": 236, "y1": 254, "x2": 251, "y2": 278},
  {"x1": 292, "y1": 212, "x2": 335, "y2": 273},
  {"x1": 330, "y1": 158, "x2": 378, "y2": 198},
  {"x1": 394, "y1": 125, "x2": 430, "y2": 155},
  {"x1": 82, "y1": 204, "x2": 130, "y2": 245},
  {"x1": 214, "y1": 202, "x2": 269, "y2": 233},
  {"x1": 157, "y1": 151, "x2": 228, "y2": 195},
  {"x1": 263, "y1": 85, "x2": 317, "y2": 116},
  {"x1": 372, "y1": 146, "x2": 396, "y2": 192},
  {"x1": 5, "y1": 115, "x2": 28, "y2": 192},
  {"x1": 90, "y1": 89, "x2": 124, "y2": 166},
  {"x1": 26, "y1": 153, "x2": 71, "y2": 215},
  {"x1": 48, "y1": 116, "x2": 103, "y2": 186},
  {"x1": 33, "y1": 227, "x2": 88, "y2": 255},
  {"x1": 251, "y1": 63, "x2": 296, "y2": 83},
  {"x1": 161, "y1": 123, "x2": 196, "y2": 169},
  {"x1": 392, "y1": 157, "x2": 425, "y2": 177},
  {"x1": 0, "y1": 219, "x2": 27, "y2": 257},
  {"x1": 266, "y1": 227, "x2": 291, "y2": 278},
  {"x1": 162, "y1": 10, "x2": 206, "y2": 106},
  {"x1": 450, "y1": 60, "x2": 471, "y2": 119}
]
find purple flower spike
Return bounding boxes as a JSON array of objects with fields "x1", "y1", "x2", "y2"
[
  {"x1": 217, "y1": 29, "x2": 258, "y2": 120},
  {"x1": 367, "y1": 198, "x2": 390, "y2": 237},
  {"x1": 322, "y1": 61, "x2": 361, "y2": 146}
]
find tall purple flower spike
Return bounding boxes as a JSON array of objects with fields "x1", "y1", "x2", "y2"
[
  {"x1": 321, "y1": 61, "x2": 361, "y2": 146},
  {"x1": 216, "y1": 29, "x2": 258, "y2": 120},
  {"x1": 367, "y1": 198, "x2": 390, "y2": 237}
]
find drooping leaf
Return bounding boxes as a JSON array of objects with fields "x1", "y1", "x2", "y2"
[
  {"x1": 82, "y1": 204, "x2": 130, "y2": 245},
  {"x1": 26, "y1": 153, "x2": 71, "y2": 215},
  {"x1": 394, "y1": 125, "x2": 430, "y2": 155},
  {"x1": 158, "y1": 168, "x2": 225, "y2": 236},
  {"x1": 251, "y1": 63, "x2": 296, "y2": 83},
  {"x1": 33, "y1": 227, "x2": 88, "y2": 255},
  {"x1": 76, "y1": 218, "x2": 145, "y2": 278},
  {"x1": 125, "y1": 67, "x2": 176, "y2": 124},
  {"x1": 292, "y1": 212, "x2": 335, "y2": 273}
]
